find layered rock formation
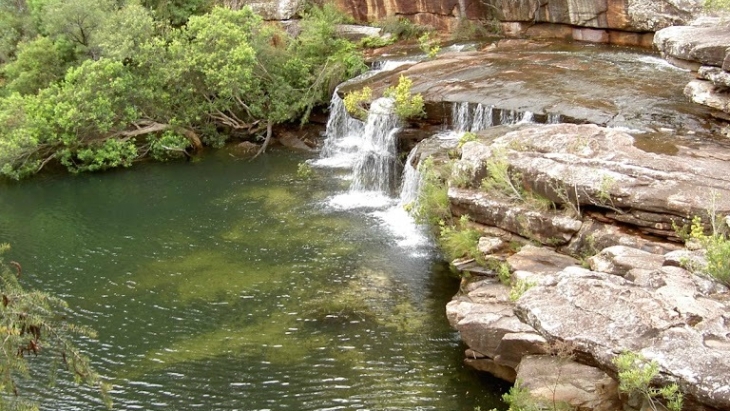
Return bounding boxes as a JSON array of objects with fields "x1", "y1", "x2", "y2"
[
  {"x1": 654, "y1": 21, "x2": 730, "y2": 121},
  {"x1": 436, "y1": 123, "x2": 730, "y2": 411},
  {"x1": 238, "y1": 0, "x2": 702, "y2": 47}
]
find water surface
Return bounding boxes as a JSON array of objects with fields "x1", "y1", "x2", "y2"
[{"x1": 0, "y1": 149, "x2": 505, "y2": 410}]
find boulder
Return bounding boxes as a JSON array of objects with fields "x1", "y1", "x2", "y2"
[
  {"x1": 515, "y1": 266, "x2": 730, "y2": 410},
  {"x1": 684, "y1": 79, "x2": 730, "y2": 116},
  {"x1": 654, "y1": 25, "x2": 730, "y2": 69},
  {"x1": 587, "y1": 245, "x2": 665, "y2": 277},
  {"x1": 516, "y1": 355, "x2": 621, "y2": 411},
  {"x1": 507, "y1": 245, "x2": 580, "y2": 276},
  {"x1": 699, "y1": 66, "x2": 730, "y2": 89}
]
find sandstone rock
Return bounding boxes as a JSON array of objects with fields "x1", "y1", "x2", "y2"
[
  {"x1": 507, "y1": 245, "x2": 580, "y2": 275},
  {"x1": 335, "y1": 24, "x2": 383, "y2": 42},
  {"x1": 493, "y1": 332, "x2": 548, "y2": 369},
  {"x1": 449, "y1": 188, "x2": 583, "y2": 246},
  {"x1": 475, "y1": 124, "x2": 730, "y2": 240},
  {"x1": 587, "y1": 245, "x2": 665, "y2": 277},
  {"x1": 477, "y1": 236, "x2": 507, "y2": 255},
  {"x1": 698, "y1": 66, "x2": 730, "y2": 89},
  {"x1": 464, "y1": 356, "x2": 517, "y2": 382},
  {"x1": 332, "y1": 0, "x2": 486, "y2": 31},
  {"x1": 516, "y1": 355, "x2": 621, "y2": 411},
  {"x1": 343, "y1": 42, "x2": 715, "y2": 133},
  {"x1": 486, "y1": 0, "x2": 700, "y2": 32},
  {"x1": 515, "y1": 266, "x2": 730, "y2": 410},
  {"x1": 560, "y1": 218, "x2": 681, "y2": 257},
  {"x1": 684, "y1": 79, "x2": 730, "y2": 115},
  {"x1": 654, "y1": 25, "x2": 730, "y2": 68},
  {"x1": 447, "y1": 282, "x2": 537, "y2": 360}
]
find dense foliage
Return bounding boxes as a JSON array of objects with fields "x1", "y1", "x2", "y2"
[
  {"x1": 0, "y1": 245, "x2": 110, "y2": 410},
  {"x1": 0, "y1": 0, "x2": 366, "y2": 179}
]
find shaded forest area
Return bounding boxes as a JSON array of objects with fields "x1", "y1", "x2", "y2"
[{"x1": 0, "y1": 0, "x2": 366, "y2": 179}]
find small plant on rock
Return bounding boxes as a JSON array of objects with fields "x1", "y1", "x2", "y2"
[
  {"x1": 296, "y1": 162, "x2": 314, "y2": 180},
  {"x1": 383, "y1": 75, "x2": 425, "y2": 121},
  {"x1": 410, "y1": 156, "x2": 450, "y2": 226},
  {"x1": 418, "y1": 32, "x2": 440, "y2": 59},
  {"x1": 509, "y1": 278, "x2": 536, "y2": 301},
  {"x1": 439, "y1": 215, "x2": 483, "y2": 263},
  {"x1": 613, "y1": 351, "x2": 683, "y2": 411},
  {"x1": 458, "y1": 131, "x2": 479, "y2": 149},
  {"x1": 343, "y1": 86, "x2": 372, "y2": 121}
]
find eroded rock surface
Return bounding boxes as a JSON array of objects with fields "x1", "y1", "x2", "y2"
[
  {"x1": 427, "y1": 122, "x2": 730, "y2": 410},
  {"x1": 342, "y1": 41, "x2": 717, "y2": 136}
]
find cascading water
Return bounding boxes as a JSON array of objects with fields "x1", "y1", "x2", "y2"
[
  {"x1": 452, "y1": 102, "x2": 493, "y2": 132},
  {"x1": 398, "y1": 148, "x2": 422, "y2": 208},
  {"x1": 350, "y1": 98, "x2": 400, "y2": 194},
  {"x1": 315, "y1": 92, "x2": 365, "y2": 168},
  {"x1": 316, "y1": 91, "x2": 430, "y2": 250}
]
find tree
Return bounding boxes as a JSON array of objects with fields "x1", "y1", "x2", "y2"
[
  {"x1": 96, "y1": 1, "x2": 157, "y2": 62},
  {"x1": 0, "y1": 244, "x2": 110, "y2": 410},
  {"x1": 41, "y1": 0, "x2": 116, "y2": 58},
  {"x1": 2, "y1": 36, "x2": 68, "y2": 95}
]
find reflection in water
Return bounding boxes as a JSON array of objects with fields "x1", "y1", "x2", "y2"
[{"x1": 0, "y1": 149, "x2": 506, "y2": 410}]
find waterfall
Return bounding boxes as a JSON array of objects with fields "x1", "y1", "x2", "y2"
[
  {"x1": 452, "y1": 102, "x2": 493, "y2": 132},
  {"x1": 547, "y1": 113, "x2": 562, "y2": 124},
  {"x1": 315, "y1": 94, "x2": 401, "y2": 197},
  {"x1": 350, "y1": 98, "x2": 400, "y2": 194},
  {"x1": 314, "y1": 92, "x2": 365, "y2": 168},
  {"x1": 398, "y1": 148, "x2": 422, "y2": 207}
]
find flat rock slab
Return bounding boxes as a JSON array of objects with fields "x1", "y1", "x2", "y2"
[
  {"x1": 456, "y1": 123, "x2": 730, "y2": 239},
  {"x1": 654, "y1": 24, "x2": 730, "y2": 69},
  {"x1": 343, "y1": 41, "x2": 716, "y2": 137}
]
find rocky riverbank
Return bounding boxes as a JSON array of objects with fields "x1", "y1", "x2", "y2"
[{"x1": 430, "y1": 123, "x2": 730, "y2": 411}]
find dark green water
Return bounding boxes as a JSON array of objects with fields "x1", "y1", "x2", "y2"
[{"x1": 0, "y1": 148, "x2": 505, "y2": 410}]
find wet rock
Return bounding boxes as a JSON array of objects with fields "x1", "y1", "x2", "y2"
[
  {"x1": 514, "y1": 266, "x2": 730, "y2": 410},
  {"x1": 464, "y1": 356, "x2": 517, "y2": 382},
  {"x1": 587, "y1": 245, "x2": 665, "y2": 277},
  {"x1": 684, "y1": 79, "x2": 730, "y2": 116},
  {"x1": 516, "y1": 355, "x2": 621, "y2": 411},
  {"x1": 345, "y1": 42, "x2": 716, "y2": 140}
]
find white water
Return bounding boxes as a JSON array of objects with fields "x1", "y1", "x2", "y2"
[{"x1": 316, "y1": 92, "x2": 430, "y2": 251}]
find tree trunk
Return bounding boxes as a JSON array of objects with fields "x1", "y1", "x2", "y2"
[{"x1": 252, "y1": 120, "x2": 273, "y2": 159}]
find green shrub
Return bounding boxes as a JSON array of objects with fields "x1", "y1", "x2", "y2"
[
  {"x1": 359, "y1": 35, "x2": 396, "y2": 49},
  {"x1": 613, "y1": 351, "x2": 683, "y2": 411},
  {"x1": 458, "y1": 132, "x2": 478, "y2": 148},
  {"x1": 418, "y1": 32, "x2": 440, "y2": 59},
  {"x1": 296, "y1": 162, "x2": 314, "y2": 179},
  {"x1": 509, "y1": 278, "x2": 535, "y2": 301},
  {"x1": 410, "y1": 156, "x2": 450, "y2": 226},
  {"x1": 376, "y1": 16, "x2": 428, "y2": 40},
  {"x1": 704, "y1": 0, "x2": 730, "y2": 11},
  {"x1": 481, "y1": 151, "x2": 553, "y2": 211},
  {"x1": 439, "y1": 215, "x2": 482, "y2": 262},
  {"x1": 383, "y1": 75, "x2": 425, "y2": 121},
  {"x1": 343, "y1": 86, "x2": 372, "y2": 120},
  {"x1": 687, "y1": 215, "x2": 730, "y2": 286}
]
